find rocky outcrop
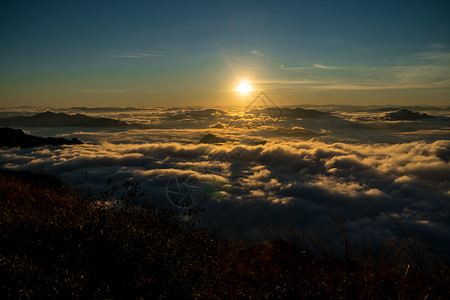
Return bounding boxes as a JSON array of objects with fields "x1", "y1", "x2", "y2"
[{"x1": 198, "y1": 133, "x2": 226, "y2": 144}]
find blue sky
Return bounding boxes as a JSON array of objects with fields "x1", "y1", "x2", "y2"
[{"x1": 1, "y1": 0, "x2": 449, "y2": 106}]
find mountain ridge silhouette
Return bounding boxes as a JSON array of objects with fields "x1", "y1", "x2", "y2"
[
  {"x1": 0, "y1": 127, "x2": 83, "y2": 148},
  {"x1": 0, "y1": 111, "x2": 130, "y2": 127}
]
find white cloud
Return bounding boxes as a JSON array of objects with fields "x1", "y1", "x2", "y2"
[
  {"x1": 428, "y1": 43, "x2": 445, "y2": 49},
  {"x1": 313, "y1": 63, "x2": 337, "y2": 69},
  {"x1": 280, "y1": 64, "x2": 308, "y2": 72},
  {"x1": 81, "y1": 89, "x2": 157, "y2": 94},
  {"x1": 81, "y1": 89, "x2": 131, "y2": 93},
  {"x1": 250, "y1": 50, "x2": 264, "y2": 56},
  {"x1": 109, "y1": 52, "x2": 164, "y2": 58},
  {"x1": 254, "y1": 79, "x2": 315, "y2": 85}
]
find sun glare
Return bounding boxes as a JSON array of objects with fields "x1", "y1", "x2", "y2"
[{"x1": 236, "y1": 81, "x2": 252, "y2": 94}]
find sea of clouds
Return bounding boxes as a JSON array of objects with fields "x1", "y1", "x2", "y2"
[{"x1": 1, "y1": 105, "x2": 449, "y2": 257}]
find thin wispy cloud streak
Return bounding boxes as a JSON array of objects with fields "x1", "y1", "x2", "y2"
[
  {"x1": 270, "y1": 55, "x2": 450, "y2": 90},
  {"x1": 271, "y1": 49, "x2": 450, "y2": 91},
  {"x1": 254, "y1": 80, "x2": 315, "y2": 85},
  {"x1": 109, "y1": 52, "x2": 165, "y2": 59},
  {"x1": 80, "y1": 89, "x2": 156, "y2": 94},
  {"x1": 250, "y1": 50, "x2": 264, "y2": 56},
  {"x1": 428, "y1": 43, "x2": 446, "y2": 49},
  {"x1": 313, "y1": 64, "x2": 337, "y2": 69},
  {"x1": 280, "y1": 65, "x2": 309, "y2": 72}
]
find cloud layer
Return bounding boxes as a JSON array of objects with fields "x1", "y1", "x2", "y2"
[
  {"x1": 1, "y1": 137, "x2": 449, "y2": 256},
  {"x1": 1, "y1": 106, "x2": 449, "y2": 256}
]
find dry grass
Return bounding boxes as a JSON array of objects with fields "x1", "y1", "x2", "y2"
[{"x1": 0, "y1": 169, "x2": 448, "y2": 299}]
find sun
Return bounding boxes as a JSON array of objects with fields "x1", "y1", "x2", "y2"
[{"x1": 236, "y1": 81, "x2": 252, "y2": 94}]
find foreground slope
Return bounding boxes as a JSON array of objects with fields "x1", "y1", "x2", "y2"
[{"x1": 0, "y1": 170, "x2": 448, "y2": 299}]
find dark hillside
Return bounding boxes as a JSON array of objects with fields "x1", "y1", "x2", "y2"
[{"x1": 0, "y1": 170, "x2": 448, "y2": 299}]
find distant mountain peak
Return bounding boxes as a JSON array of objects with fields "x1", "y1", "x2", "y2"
[{"x1": 380, "y1": 109, "x2": 433, "y2": 121}]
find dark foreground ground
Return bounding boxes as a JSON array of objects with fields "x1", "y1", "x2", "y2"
[{"x1": 0, "y1": 169, "x2": 448, "y2": 299}]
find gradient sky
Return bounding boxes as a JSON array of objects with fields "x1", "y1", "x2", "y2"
[{"x1": 1, "y1": 0, "x2": 449, "y2": 107}]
